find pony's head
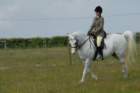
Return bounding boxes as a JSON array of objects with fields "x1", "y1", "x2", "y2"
[
  {"x1": 67, "y1": 32, "x2": 79, "y2": 54},
  {"x1": 68, "y1": 32, "x2": 88, "y2": 54}
]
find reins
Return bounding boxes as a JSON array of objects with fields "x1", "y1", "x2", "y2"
[{"x1": 70, "y1": 36, "x2": 95, "y2": 50}]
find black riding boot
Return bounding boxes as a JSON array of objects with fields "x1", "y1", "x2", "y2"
[
  {"x1": 93, "y1": 47, "x2": 104, "y2": 60},
  {"x1": 99, "y1": 47, "x2": 104, "y2": 60},
  {"x1": 93, "y1": 47, "x2": 99, "y2": 60}
]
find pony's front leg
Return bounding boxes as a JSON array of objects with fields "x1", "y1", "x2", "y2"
[
  {"x1": 80, "y1": 59, "x2": 92, "y2": 83},
  {"x1": 90, "y1": 72, "x2": 98, "y2": 80}
]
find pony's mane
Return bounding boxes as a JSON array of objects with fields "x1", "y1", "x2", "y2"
[
  {"x1": 71, "y1": 32, "x2": 86, "y2": 38},
  {"x1": 70, "y1": 32, "x2": 87, "y2": 41}
]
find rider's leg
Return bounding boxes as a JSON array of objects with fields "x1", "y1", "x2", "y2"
[
  {"x1": 93, "y1": 36, "x2": 98, "y2": 60},
  {"x1": 93, "y1": 47, "x2": 99, "y2": 60},
  {"x1": 93, "y1": 36, "x2": 101, "y2": 60},
  {"x1": 97, "y1": 36, "x2": 104, "y2": 60},
  {"x1": 99, "y1": 46, "x2": 104, "y2": 60}
]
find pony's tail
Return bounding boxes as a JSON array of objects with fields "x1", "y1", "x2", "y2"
[{"x1": 123, "y1": 31, "x2": 137, "y2": 64}]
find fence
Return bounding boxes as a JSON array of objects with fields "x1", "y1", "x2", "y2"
[
  {"x1": 0, "y1": 32, "x2": 139, "y2": 49},
  {"x1": 0, "y1": 36, "x2": 68, "y2": 49}
]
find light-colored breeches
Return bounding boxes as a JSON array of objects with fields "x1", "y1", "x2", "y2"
[{"x1": 97, "y1": 36, "x2": 103, "y2": 47}]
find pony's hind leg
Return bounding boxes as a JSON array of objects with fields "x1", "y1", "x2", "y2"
[
  {"x1": 122, "y1": 62, "x2": 128, "y2": 78},
  {"x1": 119, "y1": 54, "x2": 128, "y2": 78}
]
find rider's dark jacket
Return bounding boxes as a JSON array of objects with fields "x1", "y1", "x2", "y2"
[{"x1": 89, "y1": 16, "x2": 105, "y2": 37}]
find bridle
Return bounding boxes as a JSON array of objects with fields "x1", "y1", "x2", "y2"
[{"x1": 69, "y1": 36, "x2": 95, "y2": 50}]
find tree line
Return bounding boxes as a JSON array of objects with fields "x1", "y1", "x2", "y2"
[
  {"x1": 0, "y1": 32, "x2": 139, "y2": 49},
  {"x1": 0, "y1": 36, "x2": 68, "y2": 48}
]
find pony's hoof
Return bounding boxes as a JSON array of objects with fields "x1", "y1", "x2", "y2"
[
  {"x1": 79, "y1": 80, "x2": 84, "y2": 84},
  {"x1": 91, "y1": 75, "x2": 98, "y2": 80}
]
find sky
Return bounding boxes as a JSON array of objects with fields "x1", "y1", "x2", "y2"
[{"x1": 0, "y1": 0, "x2": 140, "y2": 38}]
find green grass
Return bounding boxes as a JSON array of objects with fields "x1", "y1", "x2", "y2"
[{"x1": 0, "y1": 46, "x2": 139, "y2": 93}]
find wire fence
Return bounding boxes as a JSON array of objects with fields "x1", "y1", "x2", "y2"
[
  {"x1": 0, "y1": 12, "x2": 140, "y2": 22},
  {"x1": 0, "y1": 32, "x2": 139, "y2": 49}
]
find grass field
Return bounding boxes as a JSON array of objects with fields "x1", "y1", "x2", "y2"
[{"x1": 0, "y1": 45, "x2": 139, "y2": 93}]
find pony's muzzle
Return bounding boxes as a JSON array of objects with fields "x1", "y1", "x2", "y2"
[{"x1": 71, "y1": 48, "x2": 76, "y2": 54}]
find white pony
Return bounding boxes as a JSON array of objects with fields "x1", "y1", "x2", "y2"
[{"x1": 68, "y1": 31, "x2": 136, "y2": 83}]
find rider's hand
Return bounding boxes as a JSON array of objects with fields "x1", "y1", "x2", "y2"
[{"x1": 87, "y1": 31, "x2": 91, "y2": 36}]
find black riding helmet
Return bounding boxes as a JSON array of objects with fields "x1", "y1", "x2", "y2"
[{"x1": 95, "y1": 6, "x2": 103, "y2": 13}]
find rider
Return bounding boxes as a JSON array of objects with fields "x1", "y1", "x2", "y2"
[{"x1": 87, "y1": 6, "x2": 106, "y2": 60}]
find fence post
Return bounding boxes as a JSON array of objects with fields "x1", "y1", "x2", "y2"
[
  {"x1": 67, "y1": 37, "x2": 72, "y2": 65},
  {"x1": 4, "y1": 40, "x2": 7, "y2": 49},
  {"x1": 68, "y1": 45, "x2": 72, "y2": 65}
]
